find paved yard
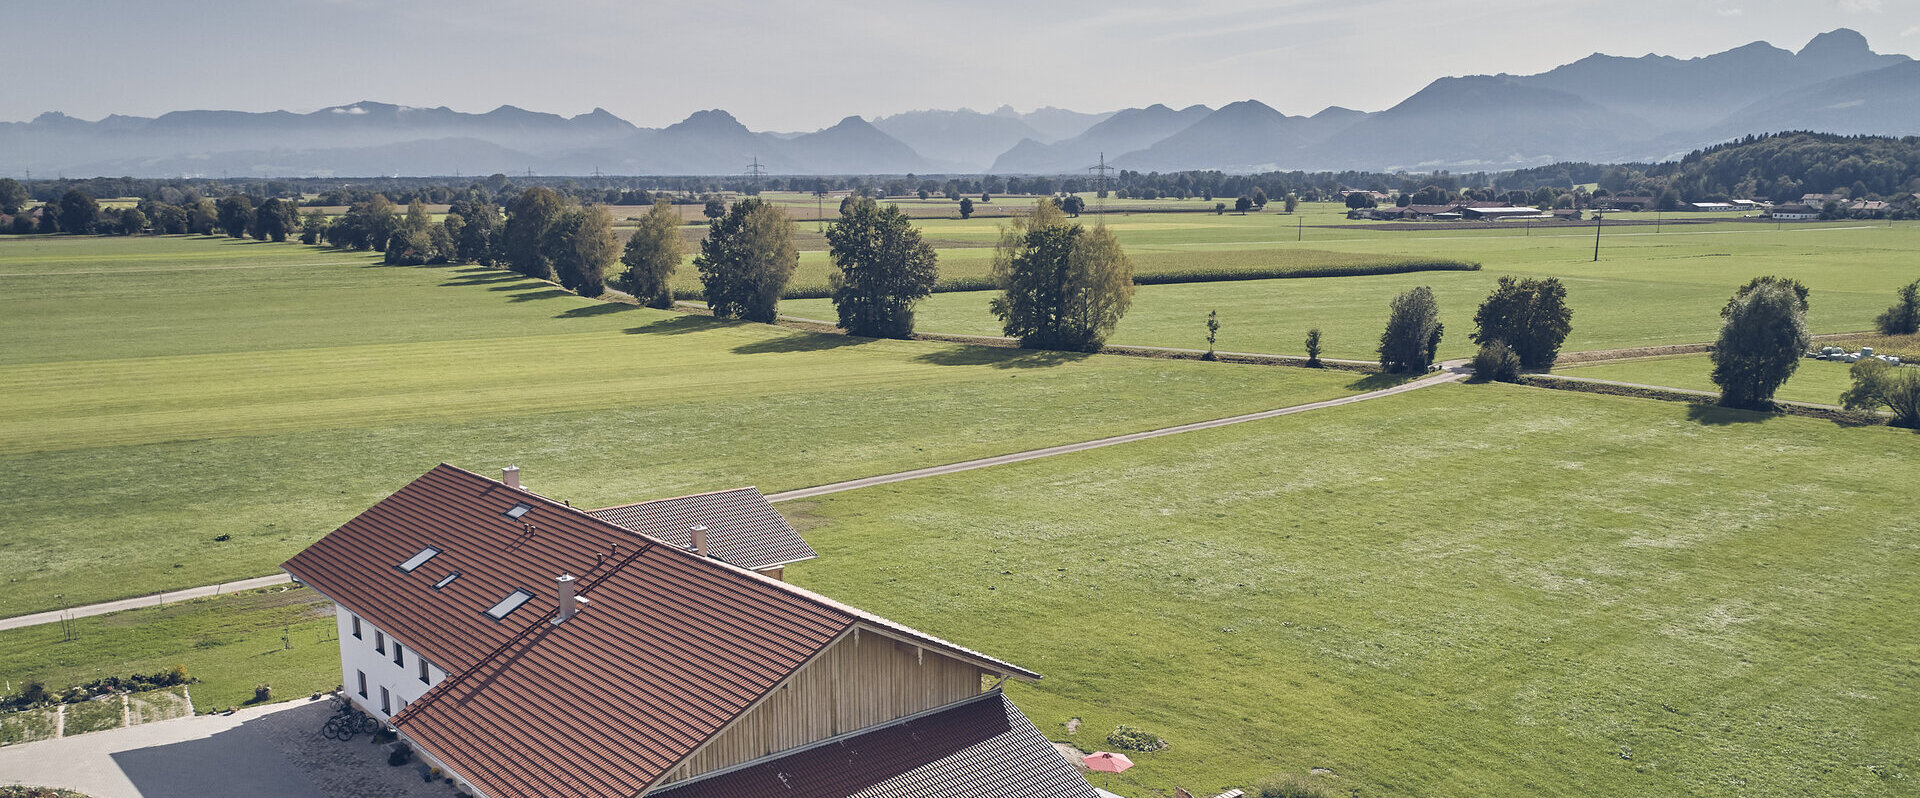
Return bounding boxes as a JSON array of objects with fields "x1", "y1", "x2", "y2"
[{"x1": 0, "y1": 699, "x2": 459, "y2": 798}]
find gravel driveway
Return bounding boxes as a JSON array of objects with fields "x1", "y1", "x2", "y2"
[{"x1": 0, "y1": 698, "x2": 460, "y2": 798}]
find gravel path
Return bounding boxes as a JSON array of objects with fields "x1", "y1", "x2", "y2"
[{"x1": 0, "y1": 699, "x2": 457, "y2": 798}]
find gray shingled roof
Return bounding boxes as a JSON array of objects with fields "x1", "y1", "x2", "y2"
[
  {"x1": 588, "y1": 487, "x2": 816, "y2": 572},
  {"x1": 649, "y1": 691, "x2": 1098, "y2": 798}
]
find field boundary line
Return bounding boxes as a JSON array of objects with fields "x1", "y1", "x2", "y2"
[{"x1": 0, "y1": 260, "x2": 373, "y2": 277}]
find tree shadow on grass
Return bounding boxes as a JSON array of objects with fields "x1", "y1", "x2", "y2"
[
  {"x1": 626, "y1": 315, "x2": 720, "y2": 336},
  {"x1": 508, "y1": 288, "x2": 574, "y2": 302},
  {"x1": 732, "y1": 331, "x2": 867, "y2": 354},
  {"x1": 555, "y1": 302, "x2": 640, "y2": 319},
  {"x1": 1345, "y1": 372, "x2": 1415, "y2": 392},
  {"x1": 442, "y1": 270, "x2": 528, "y2": 287},
  {"x1": 913, "y1": 346, "x2": 1091, "y2": 369},
  {"x1": 1685, "y1": 403, "x2": 1771, "y2": 426}
]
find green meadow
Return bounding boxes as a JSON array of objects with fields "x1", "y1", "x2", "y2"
[
  {"x1": 0, "y1": 235, "x2": 1371, "y2": 615},
  {"x1": 787, "y1": 383, "x2": 1920, "y2": 798},
  {"x1": 783, "y1": 211, "x2": 1919, "y2": 359}
]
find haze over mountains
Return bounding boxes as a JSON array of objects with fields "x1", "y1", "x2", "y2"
[{"x1": 4, "y1": 29, "x2": 1913, "y2": 178}]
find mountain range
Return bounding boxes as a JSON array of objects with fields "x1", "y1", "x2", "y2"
[{"x1": 3, "y1": 29, "x2": 1914, "y2": 178}]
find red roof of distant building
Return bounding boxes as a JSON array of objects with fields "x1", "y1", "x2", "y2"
[{"x1": 589, "y1": 486, "x2": 815, "y2": 572}]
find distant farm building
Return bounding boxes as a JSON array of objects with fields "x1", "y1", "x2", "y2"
[{"x1": 1769, "y1": 204, "x2": 1820, "y2": 220}]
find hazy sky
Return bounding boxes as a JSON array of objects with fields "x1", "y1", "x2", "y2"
[{"x1": 8, "y1": 1, "x2": 1914, "y2": 129}]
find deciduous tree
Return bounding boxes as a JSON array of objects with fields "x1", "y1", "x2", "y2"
[
  {"x1": 1471, "y1": 276, "x2": 1573, "y2": 370},
  {"x1": 619, "y1": 200, "x2": 685, "y2": 308},
  {"x1": 504, "y1": 187, "x2": 568, "y2": 280},
  {"x1": 1841, "y1": 359, "x2": 1920, "y2": 428},
  {"x1": 1873, "y1": 280, "x2": 1920, "y2": 335},
  {"x1": 215, "y1": 195, "x2": 253, "y2": 239},
  {"x1": 696, "y1": 198, "x2": 797, "y2": 323},
  {"x1": 988, "y1": 199, "x2": 1135, "y2": 352},
  {"x1": 553, "y1": 204, "x2": 616, "y2": 297},
  {"x1": 0, "y1": 178, "x2": 26, "y2": 215},
  {"x1": 58, "y1": 189, "x2": 101, "y2": 235},
  {"x1": 825, "y1": 197, "x2": 939, "y2": 338},
  {"x1": 1378, "y1": 286, "x2": 1443, "y2": 373},
  {"x1": 1711, "y1": 280, "x2": 1811, "y2": 408}
]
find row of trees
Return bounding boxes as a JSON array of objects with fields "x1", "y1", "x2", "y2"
[{"x1": 1376, "y1": 277, "x2": 1574, "y2": 377}]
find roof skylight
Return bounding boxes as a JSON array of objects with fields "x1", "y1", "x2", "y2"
[
  {"x1": 485, "y1": 589, "x2": 534, "y2": 620},
  {"x1": 398, "y1": 547, "x2": 441, "y2": 572},
  {"x1": 433, "y1": 572, "x2": 460, "y2": 590},
  {"x1": 504, "y1": 503, "x2": 533, "y2": 520}
]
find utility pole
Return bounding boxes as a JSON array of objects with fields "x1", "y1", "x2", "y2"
[
  {"x1": 1297, "y1": 213, "x2": 1302, "y2": 242},
  {"x1": 1593, "y1": 214, "x2": 1603, "y2": 262}
]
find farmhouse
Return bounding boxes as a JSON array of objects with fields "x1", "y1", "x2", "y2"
[
  {"x1": 283, "y1": 464, "x2": 1096, "y2": 798},
  {"x1": 1769, "y1": 204, "x2": 1819, "y2": 220}
]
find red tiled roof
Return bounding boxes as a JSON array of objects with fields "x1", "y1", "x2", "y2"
[
  {"x1": 589, "y1": 487, "x2": 816, "y2": 572},
  {"x1": 283, "y1": 464, "x2": 1039, "y2": 798},
  {"x1": 651, "y1": 692, "x2": 1098, "y2": 798}
]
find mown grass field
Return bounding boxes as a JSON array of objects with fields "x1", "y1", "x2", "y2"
[
  {"x1": 785, "y1": 383, "x2": 1920, "y2": 798},
  {"x1": 783, "y1": 209, "x2": 1920, "y2": 359},
  {"x1": 0, "y1": 587, "x2": 336, "y2": 715},
  {"x1": 1556, "y1": 354, "x2": 1866, "y2": 406},
  {"x1": 0, "y1": 234, "x2": 1375, "y2": 616}
]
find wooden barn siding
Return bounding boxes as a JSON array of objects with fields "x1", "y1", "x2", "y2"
[{"x1": 660, "y1": 630, "x2": 986, "y2": 783}]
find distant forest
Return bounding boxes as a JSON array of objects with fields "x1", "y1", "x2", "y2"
[{"x1": 3, "y1": 133, "x2": 1916, "y2": 227}]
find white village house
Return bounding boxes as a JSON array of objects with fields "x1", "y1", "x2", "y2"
[{"x1": 284, "y1": 463, "x2": 1099, "y2": 798}]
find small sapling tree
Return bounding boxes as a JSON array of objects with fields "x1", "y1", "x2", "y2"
[
  {"x1": 1203, "y1": 310, "x2": 1220, "y2": 360},
  {"x1": 1305, "y1": 328, "x2": 1323, "y2": 367}
]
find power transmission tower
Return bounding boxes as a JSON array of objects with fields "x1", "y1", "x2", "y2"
[
  {"x1": 744, "y1": 156, "x2": 766, "y2": 195},
  {"x1": 1087, "y1": 152, "x2": 1114, "y2": 213}
]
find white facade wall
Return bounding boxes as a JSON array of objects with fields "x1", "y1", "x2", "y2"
[{"x1": 332, "y1": 603, "x2": 448, "y2": 721}]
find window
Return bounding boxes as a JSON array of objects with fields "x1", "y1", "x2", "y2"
[
  {"x1": 433, "y1": 572, "x2": 460, "y2": 590},
  {"x1": 398, "y1": 546, "x2": 441, "y2": 572},
  {"x1": 504, "y1": 502, "x2": 533, "y2": 520},
  {"x1": 485, "y1": 589, "x2": 535, "y2": 620},
  {"x1": 356, "y1": 671, "x2": 367, "y2": 698},
  {"x1": 419, "y1": 658, "x2": 431, "y2": 684},
  {"x1": 350, "y1": 615, "x2": 362, "y2": 639},
  {"x1": 393, "y1": 642, "x2": 405, "y2": 666},
  {"x1": 380, "y1": 686, "x2": 390, "y2": 714},
  {"x1": 374, "y1": 630, "x2": 385, "y2": 654}
]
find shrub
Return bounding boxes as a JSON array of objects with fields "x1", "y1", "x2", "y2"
[
  {"x1": 1841, "y1": 359, "x2": 1920, "y2": 428},
  {"x1": 1104, "y1": 724, "x2": 1168, "y2": 753},
  {"x1": 1472, "y1": 340, "x2": 1523, "y2": 382},
  {"x1": 1255, "y1": 773, "x2": 1339, "y2": 798},
  {"x1": 1305, "y1": 328, "x2": 1324, "y2": 367},
  {"x1": 253, "y1": 684, "x2": 272, "y2": 703},
  {"x1": 1874, "y1": 280, "x2": 1920, "y2": 336}
]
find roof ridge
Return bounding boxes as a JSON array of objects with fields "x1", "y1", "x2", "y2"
[
  {"x1": 432, "y1": 463, "x2": 1033, "y2": 679},
  {"x1": 588, "y1": 485, "x2": 762, "y2": 512}
]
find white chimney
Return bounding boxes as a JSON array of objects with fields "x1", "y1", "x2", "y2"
[
  {"x1": 689, "y1": 525, "x2": 710, "y2": 557},
  {"x1": 554, "y1": 574, "x2": 577, "y2": 623},
  {"x1": 502, "y1": 465, "x2": 521, "y2": 490}
]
